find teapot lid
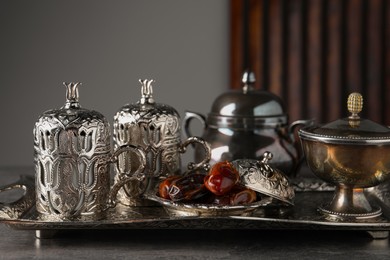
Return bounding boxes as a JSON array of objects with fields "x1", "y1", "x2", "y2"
[
  {"x1": 207, "y1": 71, "x2": 288, "y2": 129},
  {"x1": 299, "y1": 92, "x2": 390, "y2": 145}
]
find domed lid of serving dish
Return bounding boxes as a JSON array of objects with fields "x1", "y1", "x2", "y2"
[
  {"x1": 299, "y1": 92, "x2": 390, "y2": 145},
  {"x1": 207, "y1": 71, "x2": 288, "y2": 129},
  {"x1": 231, "y1": 152, "x2": 295, "y2": 205}
]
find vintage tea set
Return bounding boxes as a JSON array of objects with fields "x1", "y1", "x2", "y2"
[{"x1": 1, "y1": 71, "x2": 390, "y2": 232}]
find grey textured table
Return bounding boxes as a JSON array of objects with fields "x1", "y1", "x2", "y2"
[{"x1": 1, "y1": 167, "x2": 390, "y2": 260}]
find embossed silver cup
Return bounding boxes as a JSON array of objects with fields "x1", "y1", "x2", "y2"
[
  {"x1": 34, "y1": 82, "x2": 146, "y2": 221},
  {"x1": 113, "y1": 79, "x2": 211, "y2": 206}
]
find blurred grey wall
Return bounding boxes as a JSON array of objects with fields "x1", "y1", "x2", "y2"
[{"x1": 0, "y1": 0, "x2": 229, "y2": 167}]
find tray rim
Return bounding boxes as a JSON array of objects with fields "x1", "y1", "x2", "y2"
[
  {"x1": 1, "y1": 175, "x2": 390, "y2": 233},
  {"x1": 2, "y1": 191, "x2": 390, "y2": 232}
]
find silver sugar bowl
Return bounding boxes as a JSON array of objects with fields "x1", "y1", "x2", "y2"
[
  {"x1": 34, "y1": 82, "x2": 146, "y2": 221},
  {"x1": 113, "y1": 79, "x2": 211, "y2": 206},
  {"x1": 299, "y1": 93, "x2": 390, "y2": 220}
]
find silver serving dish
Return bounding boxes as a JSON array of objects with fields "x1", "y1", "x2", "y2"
[
  {"x1": 146, "y1": 151, "x2": 294, "y2": 217},
  {"x1": 145, "y1": 193, "x2": 273, "y2": 217}
]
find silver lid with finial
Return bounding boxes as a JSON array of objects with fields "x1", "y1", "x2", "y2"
[
  {"x1": 231, "y1": 151, "x2": 295, "y2": 205},
  {"x1": 112, "y1": 79, "x2": 182, "y2": 206},
  {"x1": 206, "y1": 71, "x2": 288, "y2": 129},
  {"x1": 299, "y1": 92, "x2": 390, "y2": 144},
  {"x1": 33, "y1": 82, "x2": 111, "y2": 220}
]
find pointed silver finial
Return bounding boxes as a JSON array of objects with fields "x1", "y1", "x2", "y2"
[
  {"x1": 139, "y1": 79, "x2": 155, "y2": 104},
  {"x1": 63, "y1": 82, "x2": 81, "y2": 108}
]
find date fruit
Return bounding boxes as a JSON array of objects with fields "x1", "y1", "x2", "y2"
[
  {"x1": 159, "y1": 176, "x2": 181, "y2": 199},
  {"x1": 157, "y1": 162, "x2": 258, "y2": 206},
  {"x1": 168, "y1": 173, "x2": 208, "y2": 202},
  {"x1": 230, "y1": 188, "x2": 257, "y2": 205},
  {"x1": 204, "y1": 161, "x2": 239, "y2": 196}
]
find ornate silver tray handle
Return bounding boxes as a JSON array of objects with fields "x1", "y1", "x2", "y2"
[{"x1": 0, "y1": 176, "x2": 35, "y2": 220}]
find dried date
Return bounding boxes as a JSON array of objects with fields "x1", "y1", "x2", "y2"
[
  {"x1": 168, "y1": 173, "x2": 209, "y2": 202},
  {"x1": 157, "y1": 162, "x2": 259, "y2": 206},
  {"x1": 204, "y1": 161, "x2": 239, "y2": 196},
  {"x1": 158, "y1": 176, "x2": 181, "y2": 199}
]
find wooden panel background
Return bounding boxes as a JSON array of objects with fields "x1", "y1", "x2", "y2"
[{"x1": 230, "y1": 0, "x2": 390, "y2": 124}]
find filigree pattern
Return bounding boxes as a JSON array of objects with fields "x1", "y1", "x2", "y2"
[
  {"x1": 34, "y1": 104, "x2": 111, "y2": 221},
  {"x1": 232, "y1": 158, "x2": 295, "y2": 205},
  {"x1": 0, "y1": 176, "x2": 35, "y2": 220},
  {"x1": 113, "y1": 101, "x2": 182, "y2": 206},
  {"x1": 112, "y1": 80, "x2": 211, "y2": 206}
]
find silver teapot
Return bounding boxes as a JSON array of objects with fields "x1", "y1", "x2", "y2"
[{"x1": 183, "y1": 71, "x2": 310, "y2": 177}]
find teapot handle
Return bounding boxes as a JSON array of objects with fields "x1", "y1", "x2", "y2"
[
  {"x1": 288, "y1": 119, "x2": 313, "y2": 143},
  {"x1": 0, "y1": 175, "x2": 35, "y2": 220},
  {"x1": 287, "y1": 119, "x2": 314, "y2": 176},
  {"x1": 182, "y1": 111, "x2": 207, "y2": 139}
]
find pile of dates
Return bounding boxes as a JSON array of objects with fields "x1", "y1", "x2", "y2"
[{"x1": 158, "y1": 161, "x2": 258, "y2": 205}]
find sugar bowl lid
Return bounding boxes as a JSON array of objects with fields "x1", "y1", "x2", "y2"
[
  {"x1": 231, "y1": 152, "x2": 295, "y2": 205},
  {"x1": 299, "y1": 92, "x2": 390, "y2": 145},
  {"x1": 207, "y1": 71, "x2": 287, "y2": 129}
]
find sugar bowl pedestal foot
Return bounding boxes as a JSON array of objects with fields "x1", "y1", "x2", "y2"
[{"x1": 318, "y1": 186, "x2": 382, "y2": 221}]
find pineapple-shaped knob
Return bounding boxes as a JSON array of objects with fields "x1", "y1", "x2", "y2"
[{"x1": 348, "y1": 92, "x2": 363, "y2": 120}]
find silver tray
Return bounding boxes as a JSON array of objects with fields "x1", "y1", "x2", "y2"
[{"x1": 1, "y1": 174, "x2": 390, "y2": 239}]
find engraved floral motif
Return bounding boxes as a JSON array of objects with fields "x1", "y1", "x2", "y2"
[
  {"x1": 0, "y1": 176, "x2": 35, "y2": 220},
  {"x1": 34, "y1": 83, "x2": 111, "y2": 221},
  {"x1": 112, "y1": 81, "x2": 182, "y2": 206},
  {"x1": 232, "y1": 156, "x2": 295, "y2": 205}
]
